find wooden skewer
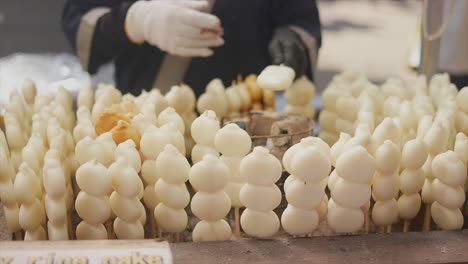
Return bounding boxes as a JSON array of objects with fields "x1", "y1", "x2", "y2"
[
  {"x1": 364, "y1": 211, "x2": 370, "y2": 234},
  {"x1": 386, "y1": 225, "x2": 392, "y2": 233},
  {"x1": 403, "y1": 220, "x2": 410, "y2": 232},
  {"x1": 150, "y1": 209, "x2": 156, "y2": 238},
  {"x1": 157, "y1": 223, "x2": 162, "y2": 239},
  {"x1": 234, "y1": 207, "x2": 240, "y2": 240},
  {"x1": 423, "y1": 204, "x2": 431, "y2": 232},
  {"x1": 106, "y1": 220, "x2": 114, "y2": 239},
  {"x1": 67, "y1": 211, "x2": 75, "y2": 239},
  {"x1": 14, "y1": 231, "x2": 22, "y2": 240},
  {"x1": 176, "y1": 233, "x2": 181, "y2": 243}
]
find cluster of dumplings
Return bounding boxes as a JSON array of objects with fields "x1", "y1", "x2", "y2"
[
  {"x1": 197, "y1": 75, "x2": 275, "y2": 118},
  {"x1": 1, "y1": 70, "x2": 467, "y2": 244},
  {"x1": 321, "y1": 71, "x2": 467, "y2": 232}
]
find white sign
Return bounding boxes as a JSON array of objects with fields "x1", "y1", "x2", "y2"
[{"x1": 0, "y1": 240, "x2": 172, "y2": 264}]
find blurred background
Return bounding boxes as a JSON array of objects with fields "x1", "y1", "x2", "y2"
[{"x1": 0, "y1": 0, "x2": 421, "y2": 92}]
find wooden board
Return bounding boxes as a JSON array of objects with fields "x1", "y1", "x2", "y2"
[{"x1": 172, "y1": 230, "x2": 468, "y2": 264}]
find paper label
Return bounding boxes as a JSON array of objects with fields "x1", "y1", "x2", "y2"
[{"x1": 0, "y1": 240, "x2": 172, "y2": 264}]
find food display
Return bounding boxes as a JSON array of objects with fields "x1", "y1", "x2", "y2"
[
  {"x1": 371, "y1": 140, "x2": 400, "y2": 230},
  {"x1": 397, "y1": 138, "x2": 428, "y2": 231},
  {"x1": 0, "y1": 69, "x2": 466, "y2": 246},
  {"x1": 328, "y1": 146, "x2": 375, "y2": 233},
  {"x1": 189, "y1": 154, "x2": 232, "y2": 242},
  {"x1": 240, "y1": 147, "x2": 281, "y2": 238},
  {"x1": 43, "y1": 149, "x2": 69, "y2": 240},
  {"x1": 109, "y1": 141, "x2": 145, "y2": 239},
  {"x1": 214, "y1": 123, "x2": 252, "y2": 238},
  {"x1": 14, "y1": 163, "x2": 46, "y2": 240},
  {"x1": 281, "y1": 137, "x2": 331, "y2": 235},
  {"x1": 154, "y1": 145, "x2": 190, "y2": 237},
  {"x1": 430, "y1": 151, "x2": 466, "y2": 230}
]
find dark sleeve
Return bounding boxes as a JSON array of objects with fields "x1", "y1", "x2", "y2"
[
  {"x1": 270, "y1": 0, "x2": 322, "y2": 78},
  {"x1": 62, "y1": 0, "x2": 136, "y2": 74}
]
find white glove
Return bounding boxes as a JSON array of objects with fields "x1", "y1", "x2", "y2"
[{"x1": 126, "y1": 0, "x2": 224, "y2": 57}]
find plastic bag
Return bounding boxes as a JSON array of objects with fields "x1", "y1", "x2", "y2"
[{"x1": 0, "y1": 53, "x2": 92, "y2": 113}]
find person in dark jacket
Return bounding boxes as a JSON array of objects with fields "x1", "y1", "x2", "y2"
[{"x1": 62, "y1": 0, "x2": 322, "y2": 96}]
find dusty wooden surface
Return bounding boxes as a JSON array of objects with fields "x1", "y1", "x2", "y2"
[{"x1": 171, "y1": 230, "x2": 468, "y2": 264}]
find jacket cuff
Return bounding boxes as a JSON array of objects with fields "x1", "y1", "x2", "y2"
[{"x1": 76, "y1": 7, "x2": 111, "y2": 71}]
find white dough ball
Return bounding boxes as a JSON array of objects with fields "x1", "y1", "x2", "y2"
[
  {"x1": 432, "y1": 151, "x2": 467, "y2": 186},
  {"x1": 240, "y1": 209, "x2": 279, "y2": 238},
  {"x1": 19, "y1": 200, "x2": 45, "y2": 230},
  {"x1": 285, "y1": 76, "x2": 315, "y2": 106},
  {"x1": 154, "y1": 203, "x2": 188, "y2": 233},
  {"x1": 140, "y1": 126, "x2": 172, "y2": 160},
  {"x1": 114, "y1": 140, "x2": 141, "y2": 172},
  {"x1": 397, "y1": 193, "x2": 421, "y2": 220},
  {"x1": 239, "y1": 183, "x2": 281, "y2": 211},
  {"x1": 75, "y1": 192, "x2": 111, "y2": 224},
  {"x1": 76, "y1": 160, "x2": 110, "y2": 197},
  {"x1": 110, "y1": 192, "x2": 143, "y2": 222},
  {"x1": 44, "y1": 195, "x2": 67, "y2": 225},
  {"x1": 327, "y1": 199, "x2": 364, "y2": 233},
  {"x1": 402, "y1": 139, "x2": 429, "y2": 169},
  {"x1": 141, "y1": 160, "x2": 159, "y2": 185},
  {"x1": 14, "y1": 163, "x2": 41, "y2": 204},
  {"x1": 372, "y1": 173, "x2": 399, "y2": 201},
  {"x1": 290, "y1": 146, "x2": 331, "y2": 182},
  {"x1": 431, "y1": 201, "x2": 463, "y2": 230},
  {"x1": 374, "y1": 140, "x2": 400, "y2": 175},
  {"x1": 155, "y1": 180, "x2": 190, "y2": 210},
  {"x1": 158, "y1": 107, "x2": 185, "y2": 134},
  {"x1": 241, "y1": 147, "x2": 282, "y2": 186},
  {"x1": 318, "y1": 110, "x2": 337, "y2": 132},
  {"x1": 24, "y1": 226, "x2": 47, "y2": 241},
  {"x1": 421, "y1": 178, "x2": 435, "y2": 204},
  {"x1": 143, "y1": 186, "x2": 159, "y2": 210},
  {"x1": 214, "y1": 123, "x2": 252, "y2": 157},
  {"x1": 371, "y1": 199, "x2": 398, "y2": 226},
  {"x1": 331, "y1": 178, "x2": 371, "y2": 208},
  {"x1": 281, "y1": 205, "x2": 319, "y2": 235},
  {"x1": 431, "y1": 179, "x2": 465, "y2": 209},
  {"x1": 114, "y1": 218, "x2": 144, "y2": 239},
  {"x1": 192, "y1": 219, "x2": 232, "y2": 242},
  {"x1": 399, "y1": 169, "x2": 425, "y2": 194},
  {"x1": 285, "y1": 180, "x2": 323, "y2": 210},
  {"x1": 336, "y1": 146, "x2": 375, "y2": 184},
  {"x1": 48, "y1": 223, "x2": 69, "y2": 241},
  {"x1": 191, "y1": 191, "x2": 231, "y2": 221},
  {"x1": 109, "y1": 159, "x2": 143, "y2": 198},
  {"x1": 191, "y1": 110, "x2": 220, "y2": 146},
  {"x1": 156, "y1": 145, "x2": 190, "y2": 184},
  {"x1": 189, "y1": 155, "x2": 229, "y2": 192}
]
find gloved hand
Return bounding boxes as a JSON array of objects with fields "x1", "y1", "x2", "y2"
[
  {"x1": 126, "y1": 0, "x2": 224, "y2": 57},
  {"x1": 268, "y1": 27, "x2": 308, "y2": 78}
]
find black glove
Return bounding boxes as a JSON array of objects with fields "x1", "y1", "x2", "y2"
[{"x1": 268, "y1": 27, "x2": 308, "y2": 79}]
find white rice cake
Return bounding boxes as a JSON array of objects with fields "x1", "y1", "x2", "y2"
[{"x1": 257, "y1": 65, "x2": 295, "y2": 91}]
